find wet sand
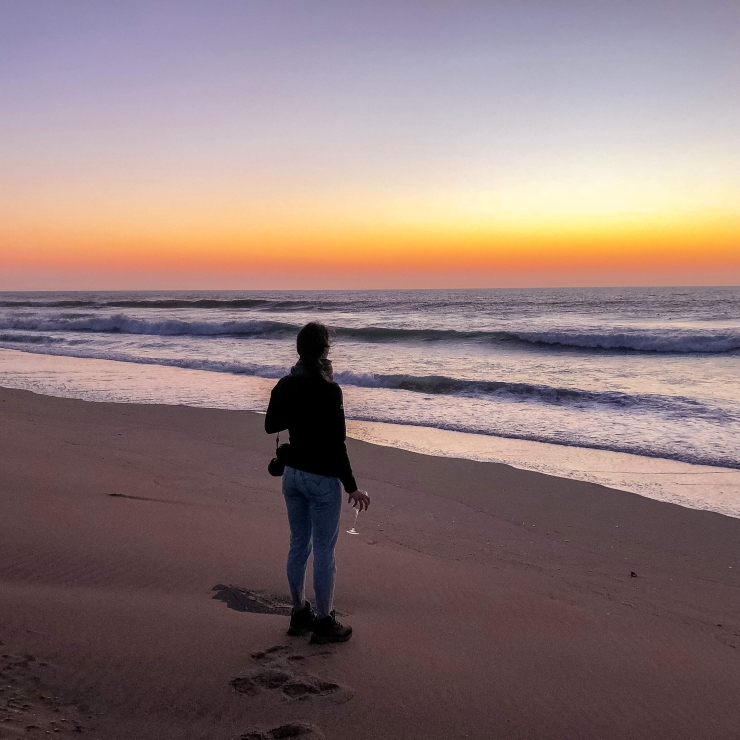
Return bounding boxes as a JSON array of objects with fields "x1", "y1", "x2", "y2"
[{"x1": 0, "y1": 386, "x2": 738, "y2": 740}]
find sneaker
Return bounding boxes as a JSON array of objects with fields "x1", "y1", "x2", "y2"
[
  {"x1": 287, "y1": 601, "x2": 315, "y2": 636},
  {"x1": 309, "y1": 611, "x2": 352, "y2": 644}
]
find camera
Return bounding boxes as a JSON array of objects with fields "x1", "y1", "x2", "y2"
[
  {"x1": 268, "y1": 442, "x2": 291, "y2": 477},
  {"x1": 268, "y1": 456, "x2": 285, "y2": 477}
]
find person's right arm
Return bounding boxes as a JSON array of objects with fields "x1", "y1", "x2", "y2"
[
  {"x1": 348, "y1": 489, "x2": 371, "y2": 511},
  {"x1": 264, "y1": 380, "x2": 289, "y2": 434}
]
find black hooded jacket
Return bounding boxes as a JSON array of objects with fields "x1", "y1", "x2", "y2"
[{"x1": 264, "y1": 360, "x2": 358, "y2": 493}]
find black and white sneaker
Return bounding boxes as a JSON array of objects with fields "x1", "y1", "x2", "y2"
[
  {"x1": 310, "y1": 611, "x2": 352, "y2": 644},
  {"x1": 287, "y1": 601, "x2": 315, "y2": 636}
]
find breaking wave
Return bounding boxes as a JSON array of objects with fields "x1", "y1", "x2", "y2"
[
  {"x1": 512, "y1": 329, "x2": 740, "y2": 354},
  {"x1": 333, "y1": 371, "x2": 734, "y2": 420},
  {"x1": 0, "y1": 314, "x2": 738, "y2": 353},
  {"x1": 0, "y1": 315, "x2": 300, "y2": 338}
]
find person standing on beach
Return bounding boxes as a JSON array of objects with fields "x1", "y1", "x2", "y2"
[{"x1": 265, "y1": 322, "x2": 370, "y2": 644}]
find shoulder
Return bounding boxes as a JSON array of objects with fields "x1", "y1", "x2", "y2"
[
  {"x1": 270, "y1": 374, "x2": 295, "y2": 394},
  {"x1": 325, "y1": 381, "x2": 344, "y2": 404}
]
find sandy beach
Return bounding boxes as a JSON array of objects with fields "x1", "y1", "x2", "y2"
[{"x1": 1, "y1": 385, "x2": 739, "y2": 740}]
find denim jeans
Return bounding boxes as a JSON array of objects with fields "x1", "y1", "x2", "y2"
[{"x1": 282, "y1": 466, "x2": 342, "y2": 618}]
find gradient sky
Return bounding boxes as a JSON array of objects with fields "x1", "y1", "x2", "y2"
[{"x1": 1, "y1": 0, "x2": 739, "y2": 289}]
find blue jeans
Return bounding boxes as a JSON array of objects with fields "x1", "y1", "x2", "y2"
[{"x1": 282, "y1": 466, "x2": 342, "y2": 619}]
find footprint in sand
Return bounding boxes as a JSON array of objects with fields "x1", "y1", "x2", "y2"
[
  {"x1": 0, "y1": 651, "x2": 91, "y2": 736},
  {"x1": 212, "y1": 585, "x2": 292, "y2": 615},
  {"x1": 238, "y1": 721, "x2": 325, "y2": 739},
  {"x1": 231, "y1": 645, "x2": 353, "y2": 704},
  {"x1": 212, "y1": 585, "x2": 346, "y2": 618}
]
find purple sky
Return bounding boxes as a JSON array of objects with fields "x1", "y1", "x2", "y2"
[{"x1": 1, "y1": 1, "x2": 738, "y2": 288}]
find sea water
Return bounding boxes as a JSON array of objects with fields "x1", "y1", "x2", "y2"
[{"x1": 1, "y1": 287, "x2": 738, "y2": 517}]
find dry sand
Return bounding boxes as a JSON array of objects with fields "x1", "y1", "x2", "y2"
[{"x1": 0, "y1": 386, "x2": 738, "y2": 740}]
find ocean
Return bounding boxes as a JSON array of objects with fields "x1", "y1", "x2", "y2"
[{"x1": 1, "y1": 287, "x2": 739, "y2": 517}]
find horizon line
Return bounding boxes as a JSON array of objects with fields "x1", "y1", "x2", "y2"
[{"x1": 2, "y1": 284, "x2": 739, "y2": 293}]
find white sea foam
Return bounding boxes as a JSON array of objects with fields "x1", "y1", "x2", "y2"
[{"x1": 0, "y1": 338, "x2": 732, "y2": 422}]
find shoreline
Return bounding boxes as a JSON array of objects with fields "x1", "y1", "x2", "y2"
[
  {"x1": 1, "y1": 386, "x2": 740, "y2": 738},
  {"x1": 1, "y1": 346, "x2": 738, "y2": 519},
  {"x1": 346, "y1": 419, "x2": 740, "y2": 519}
]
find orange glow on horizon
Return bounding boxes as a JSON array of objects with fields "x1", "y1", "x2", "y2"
[
  {"x1": 3, "y1": 177, "x2": 739, "y2": 287},
  {"x1": 3, "y1": 212, "x2": 738, "y2": 275}
]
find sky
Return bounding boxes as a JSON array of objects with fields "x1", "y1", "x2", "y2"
[{"x1": 1, "y1": 0, "x2": 738, "y2": 290}]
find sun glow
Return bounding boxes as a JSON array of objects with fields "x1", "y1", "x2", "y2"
[{"x1": 2, "y1": 177, "x2": 738, "y2": 279}]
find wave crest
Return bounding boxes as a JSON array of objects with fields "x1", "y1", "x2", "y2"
[
  {"x1": 0, "y1": 315, "x2": 300, "y2": 338},
  {"x1": 513, "y1": 329, "x2": 740, "y2": 354},
  {"x1": 0, "y1": 314, "x2": 738, "y2": 353}
]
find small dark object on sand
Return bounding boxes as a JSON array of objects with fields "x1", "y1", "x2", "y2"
[{"x1": 630, "y1": 571, "x2": 638, "y2": 577}]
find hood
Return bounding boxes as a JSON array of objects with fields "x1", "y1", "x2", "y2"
[{"x1": 290, "y1": 358, "x2": 334, "y2": 382}]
